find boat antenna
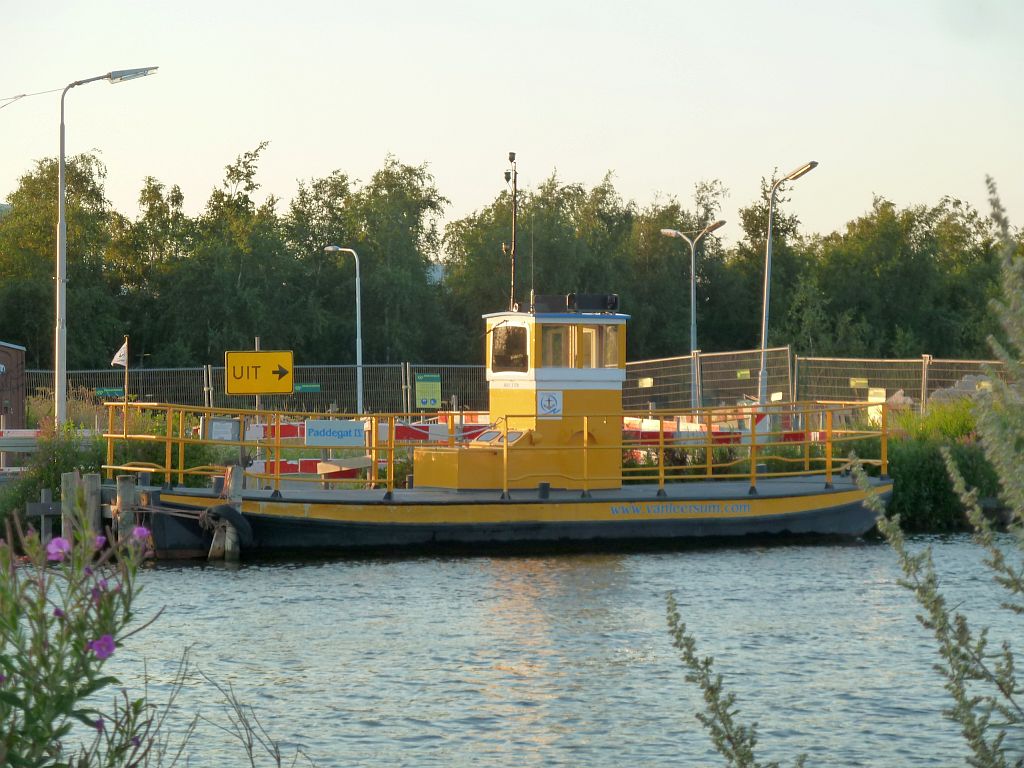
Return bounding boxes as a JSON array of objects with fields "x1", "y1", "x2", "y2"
[
  {"x1": 504, "y1": 151, "x2": 518, "y2": 311},
  {"x1": 530, "y1": 202, "x2": 535, "y2": 313}
]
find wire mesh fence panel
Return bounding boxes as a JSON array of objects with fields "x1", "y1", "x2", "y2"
[
  {"x1": 698, "y1": 347, "x2": 791, "y2": 406},
  {"x1": 132, "y1": 368, "x2": 206, "y2": 405},
  {"x1": 795, "y1": 357, "x2": 924, "y2": 407},
  {"x1": 27, "y1": 368, "x2": 208, "y2": 406},
  {"x1": 211, "y1": 364, "x2": 406, "y2": 414},
  {"x1": 409, "y1": 364, "x2": 489, "y2": 413},
  {"x1": 925, "y1": 357, "x2": 1007, "y2": 406},
  {"x1": 27, "y1": 353, "x2": 1006, "y2": 421},
  {"x1": 624, "y1": 356, "x2": 694, "y2": 411},
  {"x1": 27, "y1": 364, "x2": 487, "y2": 417}
]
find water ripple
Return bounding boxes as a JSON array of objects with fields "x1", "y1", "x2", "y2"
[{"x1": 96, "y1": 536, "x2": 1020, "y2": 766}]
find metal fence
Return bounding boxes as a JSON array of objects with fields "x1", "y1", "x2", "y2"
[
  {"x1": 26, "y1": 364, "x2": 490, "y2": 416},
  {"x1": 26, "y1": 351, "x2": 1006, "y2": 417},
  {"x1": 794, "y1": 354, "x2": 1007, "y2": 410},
  {"x1": 624, "y1": 347, "x2": 792, "y2": 410}
]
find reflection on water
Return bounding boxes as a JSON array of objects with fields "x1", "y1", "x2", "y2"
[{"x1": 102, "y1": 538, "x2": 1015, "y2": 766}]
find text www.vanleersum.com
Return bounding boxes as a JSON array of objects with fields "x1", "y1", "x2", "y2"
[{"x1": 609, "y1": 502, "x2": 752, "y2": 516}]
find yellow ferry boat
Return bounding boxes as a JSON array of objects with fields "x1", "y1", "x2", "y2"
[{"x1": 101, "y1": 293, "x2": 893, "y2": 558}]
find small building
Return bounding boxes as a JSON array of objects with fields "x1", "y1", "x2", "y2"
[{"x1": 0, "y1": 341, "x2": 27, "y2": 429}]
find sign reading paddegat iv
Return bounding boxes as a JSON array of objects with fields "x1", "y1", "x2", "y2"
[{"x1": 304, "y1": 419, "x2": 366, "y2": 447}]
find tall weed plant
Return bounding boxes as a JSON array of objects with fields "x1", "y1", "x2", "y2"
[{"x1": 668, "y1": 180, "x2": 1023, "y2": 766}]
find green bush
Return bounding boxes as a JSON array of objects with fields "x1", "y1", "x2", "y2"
[
  {"x1": 891, "y1": 398, "x2": 977, "y2": 441},
  {"x1": 885, "y1": 399, "x2": 1000, "y2": 531},
  {"x1": 0, "y1": 424, "x2": 104, "y2": 527}
]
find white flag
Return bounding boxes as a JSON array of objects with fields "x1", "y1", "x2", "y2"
[{"x1": 111, "y1": 340, "x2": 128, "y2": 367}]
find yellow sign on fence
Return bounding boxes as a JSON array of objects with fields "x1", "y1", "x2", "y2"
[{"x1": 224, "y1": 351, "x2": 294, "y2": 395}]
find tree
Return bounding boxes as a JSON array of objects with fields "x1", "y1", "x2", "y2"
[{"x1": 0, "y1": 154, "x2": 120, "y2": 368}]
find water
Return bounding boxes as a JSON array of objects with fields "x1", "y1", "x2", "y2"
[{"x1": 104, "y1": 536, "x2": 1018, "y2": 766}]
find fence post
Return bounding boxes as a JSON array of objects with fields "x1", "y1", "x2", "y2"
[
  {"x1": 920, "y1": 354, "x2": 932, "y2": 414},
  {"x1": 694, "y1": 351, "x2": 703, "y2": 410},
  {"x1": 61, "y1": 471, "x2": 80, "y2": 540},
  {"x1": 83, "y1": 473, "x2": 101, "y2": 535},
  {"x1": 793, "y1": 354, "x2": 801, "y2": 404},
  {"x1": 115, "y1": 474, "x2": 136, "y2": 540},
  {"x1": 785, "y1": 345, "x2": 794, "y2": 403}
]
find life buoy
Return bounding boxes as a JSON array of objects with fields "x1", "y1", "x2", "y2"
[{"x1": 206, "y1": 504, "x2": 255, "y2": 548}]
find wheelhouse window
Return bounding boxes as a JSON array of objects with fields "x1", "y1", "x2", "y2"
[
  {"x1": 541, "y1": 325, "x2": 570, "y2": 368},
  {"x1": 577, "y1": 325, "x2": 621, "y2": 369},
  {"x1": 601, "y1": 325, "x2": 620, "y2": 368},
  {"x1": 491, "y1": 325, "x2": 528, "y2": 372},
  {"x1": 578, "y1": 326, "x2": 600, "y2": 368}
]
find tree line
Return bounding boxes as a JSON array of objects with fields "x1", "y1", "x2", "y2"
[{"x1": 0, "y1": 145, "x2": 1017, "y2": 370}]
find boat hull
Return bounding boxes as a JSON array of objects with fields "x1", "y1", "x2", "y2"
[{"x1": 143, "y1": 475, "x2": 891, "y2": 557}]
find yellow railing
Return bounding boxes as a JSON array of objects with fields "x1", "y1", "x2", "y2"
[{"x1": 101, "y1": 400, "x2": 889, "y2": 494}]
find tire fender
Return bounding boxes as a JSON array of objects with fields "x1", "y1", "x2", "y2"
[{"x1": 206, "y1": 504, "x2": 255, "y2": 548}]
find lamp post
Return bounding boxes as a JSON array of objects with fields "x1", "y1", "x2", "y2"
[
  {"x1": 660, "y1": 219, "x2": 726, "y2": 409},
  {"x1": 324, "y1": 246, "x2": 363, "y2": 413},
  {"x1": 757, "y1": 161, "x2": 817, "y2": 406},
  {"x1": 55, "y1": 67, "x2": 158, "y2": 426}
]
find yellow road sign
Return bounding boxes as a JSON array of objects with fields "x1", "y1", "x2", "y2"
[{"x1": 224, "y1": 350, "x2": 294, "y2": 395}]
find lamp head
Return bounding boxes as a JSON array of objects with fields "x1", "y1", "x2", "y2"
[
  {"x1": 660, "y1": 228, "x2": 682, "y2": 239},
  {"x1": 504, "y1": 170, "x2": 511, "y2": 183},
  {"x1": 706, "y1": 219, "x2": 726, "y2": 234},
  {"x1": 324, "y1": 245, "x2": 341, "y2": 254},
  {"x1": 508, "y1": 151, "x2": 516, "y2": 163},
  {"x1": 783, "y1": 161, "x2": 818, "y2": 182},
  {"x1": 107, "y1": 66, "x2": 158, "y2": 84}
]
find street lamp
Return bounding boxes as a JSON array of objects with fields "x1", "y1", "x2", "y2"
[
  {"x1": 324, "y1": 246, "x2": 363, "y2": 413},
  {"x1": 55, "y1": 66, "x2": 158, "y2": 426},
  {"x1": 660, "y1": 219, "x2": 726, "y2": 408},
  {"x1": 757, "y1": 161, "x2": 817, "y2": 406}
]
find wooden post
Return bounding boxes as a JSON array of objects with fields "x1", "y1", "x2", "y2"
[
  {"x1": 224, "y1": 523, "x2": 240, "y2": 562},
  {"x1": 116, "y1": 474, "x2": 136, "y2": 540},
  {"x1": 61, "y1": 471, "x2": 80, "y2": 540},
  {"x1": 208, "y1": 526, "x2": 226, "y2": 559},
  {"x1": 38, "y1": 488, "x2": 54, "y2": 543},
  {"x1": 83, "y1": 473, "x2": 102, "y2": 535}
]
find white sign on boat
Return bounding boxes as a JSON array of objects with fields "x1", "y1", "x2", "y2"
[{"x1": 305, "y1": 419, "x2": 365, "y2": 447}]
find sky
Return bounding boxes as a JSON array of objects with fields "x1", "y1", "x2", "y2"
[{"x1": 2, "y1": 0, "x2": 1022, "y2": 247}]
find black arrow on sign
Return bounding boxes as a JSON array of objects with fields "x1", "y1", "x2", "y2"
[{"x1": 274, "y1": 365, "x2": 289, "y2": 380}]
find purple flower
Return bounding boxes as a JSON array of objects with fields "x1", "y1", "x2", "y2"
[
  {"x1": 95, "y1": 717, "x2": 105, "y2": 732},
  {"x1": 132, "y1": 526, "x2": 151, "y2": 541},
  {"x1": 53, "y1": 607, "x2": 65, "y2": 619},
  {"x1": 93, "y1": 535, "x2": 107, "y2": 550},
  {"x1": 131, "y1": 736, "x2": 141, "y2": 747},
  {"x1": 46, "y1": 537, "x2": 72, "y2": 562},
  {"x1": 0, "y1": 674, "x2": 6, "y2": 684},
  {"x1": 88, "y1": 634, "x2": 116, "y2": 660},
  {"x1": 84, "y1": 565, "x2": 93, "y2": 576}
]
